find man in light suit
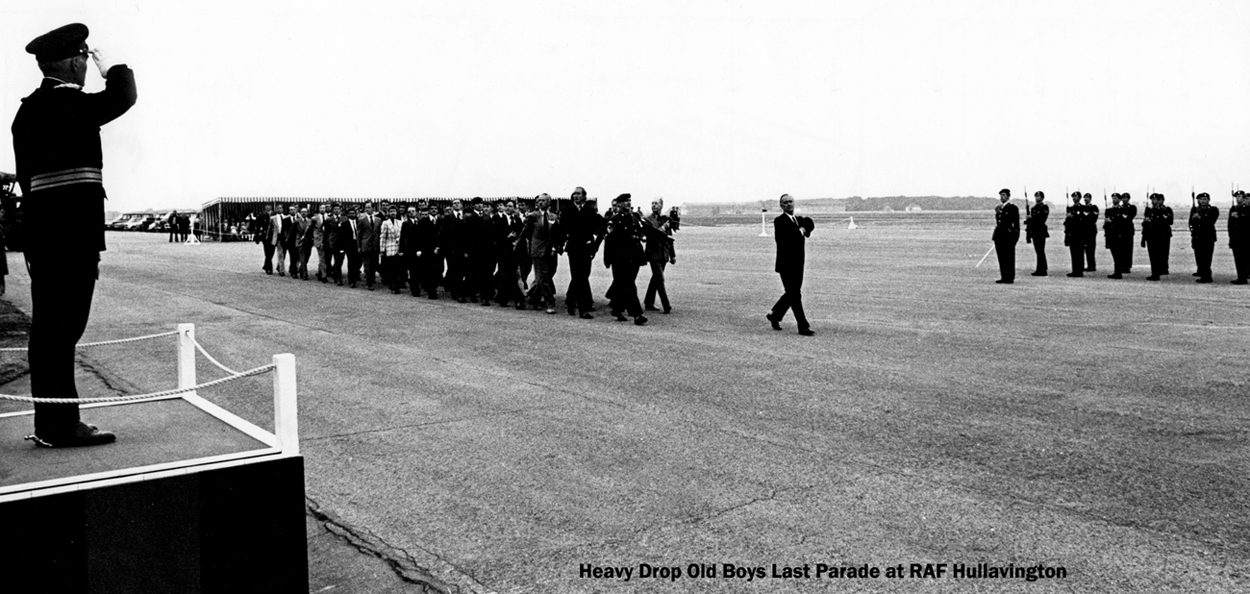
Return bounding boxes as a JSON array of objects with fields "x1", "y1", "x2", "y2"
[
  {"x1": 766, "y1": 194, "x2": 814, "y2": 336},
  {"x1": 520, "y1": 193, "x2": 563, "y2": 313},
  {"x1": 270, "y1": 204, "x2": 291, "y2": 277}
]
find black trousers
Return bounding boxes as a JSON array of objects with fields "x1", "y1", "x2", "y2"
[
  {"x1": 427, "y1": 253, "x2": 445, "y2": 296},
  {"x1": 474, "y1": 252, "x2": 496, "y2": 302},
  {"x1": 1233, "y1": 242, "x2": 1250, "y2": 280},
  {"x1": 608, "y1": 263, "x2": 643, "y2": 317},
  {"x1": 1068, "y1": 240, "x2": 1084, "y2": 275},
  {"x1": 771, "y1": 269, "x2": 809, "y2": 330},
  {"x1": 565, "y1": 252, "x2": 594, "y2": 313},
  {"x1": 384, "y1": 255, "x2": 405, "y2": 292},
  {"x1": 404, "y1": 254, "x2": 423, "y2": 295},
  {"x1": 346, "y1": 249, "x2": 361, "y2": 284},
  {"x1": 645, "y1": 260, "x2": 670, "y2": 309},
  {"x1": 1118, "y1": 237, "x2": 1135, "y2": 273},
  {"x1": 1193, "y1": 240, "x2": 1215, "y2": 278},
  {"x1": 262, "y1": 241, "x2": 275, "y2": 273},
  {"x1": 1030, "y1": 237, "x2": 1047, "y2": 273},
  {"x1": 1083, "y1": 230, "x2": 1097, "y2": 270},
  {"x1": 330, "y1": 250, "x2": 345, "y2": 282},
  {"x1": 995, "y1": 239, "x2": 1016, "y2": 281},
  {"x1": 29, "y1": 255, "x2": 98, "y2": 435},
  {"x1": 361, "y1": 251, "x2": 378, "y2": 287},
  {"x1": 1146, "y1": 237, "x2": 1170, "y2": 276}
]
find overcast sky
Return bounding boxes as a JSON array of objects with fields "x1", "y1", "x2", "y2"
[{"x1": 3, "y1": 0, "x2": 1248, "y2": 211}]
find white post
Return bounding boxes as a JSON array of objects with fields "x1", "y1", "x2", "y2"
[
  {"x1": 273, "y1": 353, "x2": 299, "y2": 456},
  {"x1": 177, "y1": 323, "x2": 196, "y2": 398},
  {"x1": 759, "y1": 210, "x2": 769, "y2": 237}
]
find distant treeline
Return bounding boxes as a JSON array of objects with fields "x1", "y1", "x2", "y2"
[
  {"x1": 846, "y1": 196, "x2": 997, "y2": 211},
  {"x1": 681, "y1": 195, "x2": 997, "y2": 215}
]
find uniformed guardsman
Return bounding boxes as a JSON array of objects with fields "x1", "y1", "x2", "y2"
[
  {"x1": 1141, "y1": 192, "x2": 1173, "y2": 281},
  {"x1": 1112, "y1": 192, "x2": 1138, "y2": 277},
  {"x1": 1023, "y1": 191, "x2": 1048, "y2": 276},
  {"x1": 1104, "y1": 193, "x2": 1121, "y2": 275},
  {"x1": 1188, "y1": 192, "x2": 1218, "y2": 283},
  {"x1": 1063, "y1": 191, "x2": 1085, "y2": 277},
  {"x1": 992, "y1": 188, "x2": 1019, "y2": 283},
  {"x1": 1081, "y1": 192, "x2": 1099, "y2": 271},
  {"x1": 1230, "y1": 190, "x2": 1249, "y2": 284},
  {"x1": 12, "y1": 24, "x2": 136, "y2": 447}
]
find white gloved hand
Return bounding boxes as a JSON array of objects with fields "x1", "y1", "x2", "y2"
[{"x1": 89, "y1": 48, "x2": 116, "y2": 79}]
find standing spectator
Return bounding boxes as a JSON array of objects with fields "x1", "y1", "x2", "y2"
[{"x1": 643, "y1": 197, "x2": 675, "y2": 314}]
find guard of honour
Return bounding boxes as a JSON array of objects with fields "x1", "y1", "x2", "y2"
[
  {"x1": 993, "y1": 188, "x2": 1250, "y2": 285},
  {"x1": 254, "y1": 191, "x2": 679, "y2": 325}
]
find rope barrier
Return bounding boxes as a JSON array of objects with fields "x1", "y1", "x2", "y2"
[
  {"x1": 189, "y1": 335, "x2": 241, "y2": 376},
  {"x1": 0, "y1": 363, "x2": 275, "y2": 404},
  {"x1": 0, "y1": 330, "x2": 180, "y2": 353}
]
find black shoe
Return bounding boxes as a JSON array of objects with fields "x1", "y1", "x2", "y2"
[
  {"x1": 1232, "y1": 279, "x2": 1248, "y2": 285},
  {"x1": 1108, "y1": 273, "x2": 1122, "y2": 279},
  {"x1": 995, "y1": 279, "x2": 1014, "y2": 284},
  {"x1": 1193, "y1": 272, "x2": 1203, "y2": 277},
  {"x1": 1066, "y1": 272, "x2": 1082, "y2": 278},
  {"x1": 26, "y1": 421, "x2": 116, "y2": 448},
  {"x1": 367, "y1": 285, "x2": 375, "y2": 291},
  {"x1": 567, "y1": 309, "x2": 577, "y2": 316},
  {"x1": 481, "y1": 300, "x2": 492, "y2": 306},
  {"x1": 1085, "y1": 267, "x2": 1096, "y2": 272},
  {"x1": 644, "y1": 304, "x2": 660, "y2": 312},
  {"x1": 766, "y1": 313, "x2": 782, "y2": 331},
  {"x1": 579, "y1": 312, "x2": 594, "y2": 320},
  {"x1": 613, "y1": 312, "x2": 628, "y2": 322},
  {"x1": 798, "y1": 328, "x2": 815, "y2": 337},
  {"x1": 458, "y1": 297, "x2": 468, "y2": 303},
  {"x1": 1031, "y1": 271, "x2": 1047, "y2": 276},
  {"x1": 662, "y1": 306, "x2": 672, "y2": 314},
  {"x1": 265, "y1": 270, "x2": 273, "y2": 275},
  {"x1": 320, "y1": 278, "x2": 329, "y2": 283},
  {"x1": 350, "y1": 282, "x2": 358, "y2": 288},
  {"x1": 634, "y1": 315, "x2": 648, "y2": 326},
  {"x1": 1196, "y1": 277, "x2": 1213, "y2": 284},
  {"x1": 1146, "y1": 275, "x2": 1160, "y2": 281},
  {"x1": 337, "y1": 280, "x2": 344, "y2": 286},
  {"x1": 515, "y1": 303, "x2": 527, "y2": 310}
]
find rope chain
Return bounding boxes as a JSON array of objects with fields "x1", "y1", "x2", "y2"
[
  {"x1": 0, "y1": 364, "x2": 275, "y2": 404},
  {"x1": 0, "y1": 330, "x2": 180, "y2": 353},
  {"x1": 189, "y1": 335, "x2": 241, "y2": 376}
]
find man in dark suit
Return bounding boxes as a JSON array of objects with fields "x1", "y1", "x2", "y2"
[
  {"x1": 437, "y1": 200, "x2": 466, "y2": 301},
  {"x1": 766, "y1": 194, "x2": 814, "y2": 336},
  {"x1": 256, "y1": 205, "x2": 274, "y2": 273},
  {"x1": 494, "y1": 200, "x2": 525, "y2": 307},
  {"x1": 465, "y1": 197, "x2": 496, "y2": 305},
  {"x1": 339, "y1": 205, "x2": 362, "y2": 287},
  {"x1": 399, "y1": 206, "x2": 423, "y2": 296},
  {"x1": 993, "y1": 188, "x2": 1020, "y2": 284},
  {"x1": 357, "y1": 201, "x2": 380, "y2": 290},
  {"x1": 562, "y1": 187, "x2": 604, "y2": 318},
  {"x1": 325, "y1": 203, "x2": 345, "y2": 284},
  {"x1": 14, "y1": 23, "x2": 136, "y2": 446}
]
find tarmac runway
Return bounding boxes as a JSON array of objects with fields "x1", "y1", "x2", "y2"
[{"x1": 2, "y1": 223, "x2": 1247, "y2": 593}]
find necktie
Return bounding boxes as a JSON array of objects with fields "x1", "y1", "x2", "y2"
[{"x1": 543, "y1": 213, "x2": 548, "y2": 232}]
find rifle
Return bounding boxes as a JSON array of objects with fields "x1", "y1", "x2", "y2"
[
  {"x1": 1103, "y1": 188, "x2": 1107, "y2": 209},
  {"x1": 1192, "y1": 185, "x2": 1196, "y2": 210},
  {"x1": 1024, "y1": 186, "x2": 1030, "y2": 243}
]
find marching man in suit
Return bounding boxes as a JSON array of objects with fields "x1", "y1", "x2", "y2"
[{"x1": 766, "y1": 194, "x2": 815, "y2": 336}]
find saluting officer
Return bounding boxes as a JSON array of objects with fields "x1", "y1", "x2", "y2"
[
  {"x1": 1141, "y1": 193, "x2": 1173, "y2": 281},
  {"x1": 992, "y1": 188, "x2": 1019, "y2": 284},
  {"x1": 1188, "y1": 192, "x2": 1219, "y2": 283},
  {"x1": 1023, "y1": 191, "x2": 1048, "y2": 276},
  {"x1": 1063, "y1": 191, "x2": 1085, "y2": 277},
  {"x1": 1081, "y1": 193, "x2": 1099, "y2": 271},
  {"x1": 1230, "y1": 190, "x2": 1249, "y2": 284},
  {"x1": 13, "y1": 24, "x2": 136, "y2": 447}
]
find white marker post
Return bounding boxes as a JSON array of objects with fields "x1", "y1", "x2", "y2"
[
  {"x1": 759, "y1": 208, "x2": 769, "y2": 237},
  {"x1": 272, "y1": 354, "x2": 299, "y2": 457},
  {"x1": 177, "y1": 323, "x2": 197, "y2": 398}
]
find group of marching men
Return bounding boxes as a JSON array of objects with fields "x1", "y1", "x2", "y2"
[
  {"x1": 252, "y1": 189, "x2": 678, "y2": 324},
  {"x1": 991, "y1": 188, "x2": 1250, "y2": 284}
]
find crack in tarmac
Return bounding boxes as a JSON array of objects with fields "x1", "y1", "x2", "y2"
[{"x1": 307, "y1": 495, "x2": 472, "y2": 593}]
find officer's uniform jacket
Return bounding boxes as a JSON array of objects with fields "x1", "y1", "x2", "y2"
[
  {"x1": 1188, "y1": 205, "x2": 1219, "y2": 247},
  {"x1": 993, "y1": 202, "x2": 1020, "y2": 244},
  {"x1": 1024, "y1": 203, "x2": 1049, "y2": 240},
  {"x1": 12, "y1": 65, "x2": 136, "y2": 258}
]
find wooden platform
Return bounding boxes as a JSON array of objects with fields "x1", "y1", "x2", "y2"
[{"x1": 0, "y1": 394, "x2": 308, "y2": 593}]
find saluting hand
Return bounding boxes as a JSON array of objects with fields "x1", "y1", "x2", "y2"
[{"x1": 89, "y1": 47, "x2": 115, "y2": 79}]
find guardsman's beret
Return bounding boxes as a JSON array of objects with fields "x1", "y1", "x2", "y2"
[
  {"x1": 1083, "y1": 193, "x2": 1092, "y2": 199},
  {"x1": 999, "y1": 188, "x2": 1010, "y2": 196},
  {"x1": 1235, "y1": 190, "x2": 1245, "y2": 197},
  {"x1": 1033, "y1": 191, "x2": 1044, "y2": 198},
  {"x1": 26, "y1": 23, "x2": 89, "y2": 63},
  {"x1": 1150, "y1": 193, "x2": 1163, "y2": 200},
  {"x1": 1111, "y1": 193, "x2": 1121, "y2": 198},
  {"x1": 615, "y1": 193, "x2": 632, "y2": 202},
  {"x1": 1197, "y1": 192, "x2": 1210, "y2": 199},
  {"x1": 1121, "y1": 192, "x2": 1131, "y2": 199},
  {"x1": 1070, "y1": 191, "x2": 1081, "y2": 198}
]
